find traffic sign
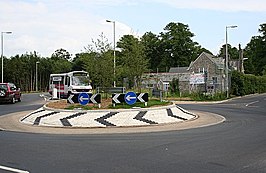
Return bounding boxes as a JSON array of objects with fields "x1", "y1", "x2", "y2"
[
  {"x1": 124, "y1": 92, "x2": 137, "y2": 105},
  {"x1": 90, "y1": 94, "x2": 101, "y2": 104},
  {"x1": 112, "y1": 93, "x2": 124, "y2": 104},
  {"x1": 78, "y1": 93, "x2": 90, "y2": 105},
  {"x1": 67, "y1": 93, "x2": 101, "y2": 105},
  {"x1": 67, "y1": 94, "x2": 75, "y2": 104},
  {"x1": 137, "y1": 93, "x2": 148, "y2": 102}
]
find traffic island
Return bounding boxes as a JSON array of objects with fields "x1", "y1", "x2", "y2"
[{"x1": 20, "y1": 100, "x2": 197, "y2": 128}]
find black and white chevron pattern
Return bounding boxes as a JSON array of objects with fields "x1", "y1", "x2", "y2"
[{"x1": 21, "y1": 105, "x2": 196, "y2": 127}]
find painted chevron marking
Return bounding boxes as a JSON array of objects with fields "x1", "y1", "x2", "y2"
[
  {"x1": 176, "y1": 105, "x2": 196, "y2": 116},
  {"x1": 95, "y1": 112, "x2": 118, "y2": 126},
  {"x1": 166, "y1": 108, "x2": 187, "y2": 120},
  {"x1": 33, "y1": 112, "x2": 59, "y2": 125},
  {"x1": 134, "y1": 111, "x2": 158, "y2": 125},
  {"x1": 21, "y1": 109, "x2": 45, "y2": 121},
  {"x1": 60, "y1": 112, "x2": 87, "y2": 127}
]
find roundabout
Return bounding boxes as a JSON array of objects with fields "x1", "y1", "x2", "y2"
[
  {"x1": 3, "y1": 93, "x2": 266, "y2": 173},
  {"x1": 20, "y1": 103, "x2": 196, "y2": 128},
  {"x1": 0, "y1": 97, "x2": 225, "y2": 134}
]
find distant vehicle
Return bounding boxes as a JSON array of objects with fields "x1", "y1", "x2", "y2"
[
  {"x1": 48, "y1": 71, "x2": 92, "y2": 98},
  {"x1": 0, "y1": 83, "x2": 22, "y2": 104}
]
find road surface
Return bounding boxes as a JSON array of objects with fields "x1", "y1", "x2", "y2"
[{"x1": 0, "y1": 93, "x2": 265, "y2": 173}]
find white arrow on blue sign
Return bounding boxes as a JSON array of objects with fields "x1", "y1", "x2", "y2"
[
  {"x1": 124, "y1": 91, "x2": 137, "y2": 105},
  {"x1": 78, "y1": 93, "x2": 90, "y2": 105}
]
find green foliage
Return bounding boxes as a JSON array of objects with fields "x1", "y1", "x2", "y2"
[
  {"x1": 169, "y1": 78, "x2": 180, "y2": 95},
  {"x1": 51, "y1": 48, "x2": 71, "y2": 60},
  {"x1": 2, "y1": 22, "x2": 266, "y2": 93},
  {"x1": 231, "y1": 71, "x2": 245, "y2": 96},
  {"x1": 116, "y1": 35, "x2": 149, "y2": 88},
  {"x1": 244, "y1": 23, "x2": 266, "y2": 75},
  {"x1": 141, "y1": 32, "x2": 161, "y2": 71},
  {"x1": 218, "y1": 44, "x2": 239, "y2": 60},
  {"x1": 2, "y1": 51, "x2": 72, "y2": 91},
  {"x1": 81, "y1": 33, "x2": 113, "y2": 88},
  {"x1": 142, "y1": 22, "x2": 209, "y2": 72},
  {"x1": 231, "y1": 71, "x2": 266, "y2": 96}
]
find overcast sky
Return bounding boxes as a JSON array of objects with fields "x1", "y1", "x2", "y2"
[{"x1": 1, "y1": 0, "x2": 266, "y2": 57}]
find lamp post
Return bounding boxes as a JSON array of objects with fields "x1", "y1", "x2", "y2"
[
  {"x1": 106, "y1": 20, "x2": 116, "y2": 87},
  {"x1": 36, "y1": 61, "x2": 40, "y2": 91},
  {"x1": 225, "y1": 25, "x2": 237, "y2": 98},
  {"x1": 1, "y1": 31, "x2": 12, "y2": 83}
]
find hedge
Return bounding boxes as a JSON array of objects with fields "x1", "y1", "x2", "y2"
[{"x1": 231, "y1": 71, "x2": 266, "y2": 96}]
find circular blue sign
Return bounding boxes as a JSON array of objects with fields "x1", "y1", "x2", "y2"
[
  {"x1": 124, "y1": 92, "x2": 137, "y2": 105},
  {"x1": 78, "y1": 93, "x2": 90, "y2": 105}
]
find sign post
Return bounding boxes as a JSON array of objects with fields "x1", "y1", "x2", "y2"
[{"x1": 52, "y1": 76, "x2": 62, "y2": 99}]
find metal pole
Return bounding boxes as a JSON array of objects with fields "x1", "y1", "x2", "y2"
[
  {"x1": 225, "y1": 27, "x2": 229, "y2": 98},
  {"x1": 225, "y1": 26, "x2": 237, "y2": 98},
  {"x1": 106, "y1": 20, "x2": 116, "y2": 87},
  {"x1": 1, "y1": 31, "x2": 12, "y2": 83},
  {"x1": 36, "y1": 61, "x2": 39, "y2": 91},
  {"x1": 113, "y1": 21, "x2": 116, "y2": 87}
]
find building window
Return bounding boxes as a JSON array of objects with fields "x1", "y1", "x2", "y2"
[{"x1": 199, "y1": 67, "x2": 204, "y2": 73}]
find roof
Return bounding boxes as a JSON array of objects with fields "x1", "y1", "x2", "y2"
[
  {"x1": 169, "y1": 67, "x2": 189, "y2": 73},
  {"x1": 188, "y1": 52, "x2": 224, "y2": 70}
]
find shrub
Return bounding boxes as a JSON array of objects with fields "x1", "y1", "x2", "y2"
[{"x1": 231, "y1": 71, "x2": 266, "y2": 96}]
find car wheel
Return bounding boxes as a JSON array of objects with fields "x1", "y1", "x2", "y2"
[
  {"x1": 0, "y1": 90, "x2": 6, "y2": 97},
  {"x1": 11, "y1": 96, "x2": 16, "y2": 104}
]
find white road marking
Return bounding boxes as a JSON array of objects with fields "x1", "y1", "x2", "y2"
[
  {"x1": 0, "y1": 165, "x2": 29, "y2": 173},
  {"x1": 245, "y1": 100, "x2": 259, "y2": 107}
]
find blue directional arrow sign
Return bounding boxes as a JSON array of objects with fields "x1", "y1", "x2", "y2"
[
  {"x1": 124, "y1": 91, "x2": 137, "y2": 105},
  {"x1": 78, "y1": 93, "x2": 90, "y2": 105}
]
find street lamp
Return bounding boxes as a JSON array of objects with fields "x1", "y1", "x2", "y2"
[
  {"x1": 106, "y1": 20, "x2": 116, "y2": 87},
  {"x1": 225, "y1": 25, "x2": 237, "y2": 98},
  {"x1": 36, "y1": 61, "x2": 40, "y2": 91},
  {"x1": 1, "y1": 31, "x2": 12, "y2": 83}
]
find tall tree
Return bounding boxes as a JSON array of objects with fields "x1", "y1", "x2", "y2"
[
  {"x1": 141, "y1": 32, "x2": 161, "y2": 72},
  {"x1": 117, "y1": 35, "x2": 148, "y2": 88},
  {"x1": 244, "y1": 23, "x2": 266, "y2": 75},
  {"x1": 159, "y1": 22, "x2": 199, "y2": 70},
  {"x1": 141, "y1": 23, "x2": 211, "y2": 72},
  {"x1": 218, "y1": 44, "x2": 239, "y2": 60},
  {"x1": 82, "y1": 33, "x2": 113, "y2": 88},
  {"x1": 51, "y1": 48, "x2": 71, "y2": 60}
]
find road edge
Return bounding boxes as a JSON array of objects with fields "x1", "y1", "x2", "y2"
[{"x1": 0, "y1": 110, "x2": 225, "y2": 135}]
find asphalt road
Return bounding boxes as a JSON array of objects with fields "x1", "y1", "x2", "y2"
[
  {"x1": 0, "y1": 93, "x2": 265, "y2": 173},
  {"x1": 0, "y1": 93, "x2": 45, "y2": 116}
]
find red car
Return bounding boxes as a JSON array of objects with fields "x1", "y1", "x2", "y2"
[{"x1": 0, "y1": 83, "x2": 22, "y2": 104}]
